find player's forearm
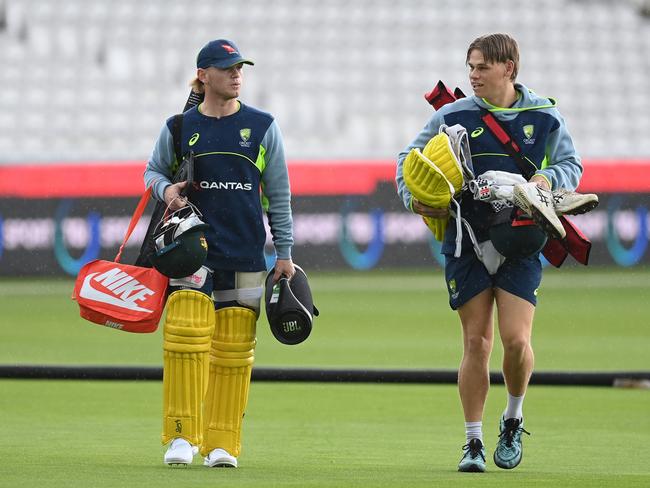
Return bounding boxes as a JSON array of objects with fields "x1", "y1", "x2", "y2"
[
  {"x1": 396, "y1": 113, "x2": 442, "y2": 211},
  {"x1": 537, "y1": 127, "x2": 583, "y2": 191},
  {"x1": 261, "y1": 121, "x2": 294, "y2": 258},
  {"x1": 265, "y1": 186, "x2": 294, "y2": 259},
  {"x1": 143, "y1": 124, "x2": 176, "y2": 201}
]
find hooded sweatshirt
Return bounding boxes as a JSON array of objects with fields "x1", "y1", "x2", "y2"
[
  {"x1": 144, "y1": 102, "x2": 293, "y2": 272},
  {"x1": 396, "y1": 83, "x2": 582, "y2": 254}
]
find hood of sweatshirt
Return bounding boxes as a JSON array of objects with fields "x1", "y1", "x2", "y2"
[{"x1": 472, "y1": 83, "x2": 557, "y2": 119}]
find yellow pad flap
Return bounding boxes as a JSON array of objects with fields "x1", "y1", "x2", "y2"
[
  {"x1": 422, "y1": 132, "x2": 464, "y2": 193},
  {"x1": 423, "y1": 216, "x2": 447, "y2": 242},
  {"x1": 404, "y1": 148, "x2": 454, "y2": 208}
]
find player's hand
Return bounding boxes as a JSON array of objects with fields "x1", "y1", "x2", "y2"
[
  {"x1": 412, "y1": 198, "x2": 449, "y2": 218},
  {"x1": 529, "y1": 175, "x2": 551, "y2": 191},
  {"x1": 273, "y1": 258, "x2": 295, "y2": 283},
  {"x1": 163, "y1": 182, "x2": 189, "y2": 211}
]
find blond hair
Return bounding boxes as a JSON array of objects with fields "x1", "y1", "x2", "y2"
[
  {"x1": 190, "y1": 77, "x2": 205, "y2": 94},
  {"x1": 466, "y1": 33, "x2": 520, "y2": 81}
]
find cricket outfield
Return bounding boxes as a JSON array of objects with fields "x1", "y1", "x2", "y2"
[{"x1": 1, "y1": 268, "x2": 648, "y2": 487}]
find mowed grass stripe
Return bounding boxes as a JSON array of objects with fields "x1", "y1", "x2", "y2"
[
  {"x1": 1, "y1": 380, "x2": 648, "y2": 487},
  {"x1": 1, "y1": 269, "x2": 649, "y2": 370},
  {"x1": 1, "y1": 267, "x2": 649, "y2": 296}
]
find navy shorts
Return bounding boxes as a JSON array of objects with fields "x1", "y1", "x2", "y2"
[{"x1": 444, "y1": 250, "x2": 542, "y2": 310}]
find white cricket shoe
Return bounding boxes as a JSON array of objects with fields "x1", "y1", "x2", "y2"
[
  {"x1": 204, "y1": 448, "x2": 238, "y2": 468},
  {"x1": 513, "y1": 183, "x2": 566, "y2": 240},
  {"x1": 552, "y1": 189, "x2": 599, "y2": 216},
  {"x1": 164, "y1": 438, "x2": 198, "y2": 466}
]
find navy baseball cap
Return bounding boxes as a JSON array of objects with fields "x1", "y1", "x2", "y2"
[{"x1": 196, "y1": 39, "x2": 254, "y2": 69}]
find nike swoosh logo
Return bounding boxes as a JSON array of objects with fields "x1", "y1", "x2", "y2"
[{"x1": 79, "y1": 272, "x2": 154, "y2": 313}]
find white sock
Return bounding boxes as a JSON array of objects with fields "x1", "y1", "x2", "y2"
[
  {"x1": 504, "y1": 392, "x2": 525, "y2": 420},
  {"x1": 465, "y1": 421, "x2": 483, "y2": 443}
]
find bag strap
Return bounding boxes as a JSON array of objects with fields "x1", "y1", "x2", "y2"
[
  {"x1": 171, "y1": 113, "x2": 184, "y2": 165},
  {"x1": 183, "y1": 90, "x2": 204, "y2": 112},
  {"x1": 479, "y1": 109, "x2": 593, "y2": 267},
  {"x1": 115, "y1": 188, "x2": 152, "y2": 263},
  {"x1": 134, "y1": 91, "x2": 203, "y2": 267},
  {"x1": 479, "y1": 109, "x2": 536, "y2": 180}
]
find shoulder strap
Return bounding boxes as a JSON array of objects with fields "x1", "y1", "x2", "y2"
[
  {"x1": 479, "y1": 109, "x2": 535, "y2": 180},
  {"x1": 183, "y1": 90, "x2": 204, "y2": 112},
  {"x1": 134, "y1": 92, "x2": 203, "y2": 267},
  {"x1": 170, "y1": 90, "x2": 204, "y2": 162},
  {"x1": 115, "y1": 188, "x2": 152, "y2": 263},
  {"x1": 171, "y1": 113, "x2": 184, "y2": 165}
]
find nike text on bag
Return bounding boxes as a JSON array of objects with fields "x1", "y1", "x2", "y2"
[
  {"x1": 72, "y1": 189, "x2": 169, "y2": 333},
  {"x1": 73, "y1": 261, "x2": 168, "y2": 332}
]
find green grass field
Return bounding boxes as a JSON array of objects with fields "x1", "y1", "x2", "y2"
[{"x1": 1, "y1": 268, "x2": 649, "y2": 487}]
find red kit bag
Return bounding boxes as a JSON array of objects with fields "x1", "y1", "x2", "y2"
[{"x1": 72, "y1": 189, "x2": 169, "y2": 333}]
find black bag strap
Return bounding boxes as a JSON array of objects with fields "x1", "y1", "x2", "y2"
[
  {"x1": 479, "y1": 109, "x2": 536, "y2": 180},
  {"x1": 183, "y1": 90, "x2": 204, "y2": 112},
  {"x1": 134, "y1": 91, "x2": 203, "y2": 267},
  {"x1": 134, "y1": 114, "x2": 187, "y2": 267},
  {"x1": 170, "y1": 89, "x2": 204, "y2": 161},
  {"x1": 171, "y1": 113, "x2": 184, "y2": 166}
]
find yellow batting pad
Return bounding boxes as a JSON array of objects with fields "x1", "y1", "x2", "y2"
[
  {"x1": 162, "y1": 290, "x2": 215, "y2": 447},
  {"x1": 422, "y1": 132, "x2": 464, "y2": 193},
  {"x1": 423, "y1": 215, "x2": 447, "y2": 242},
  {"x1": 404, "y1": 148, "x2": 452, "y2": 240},
  {"x1": 403, "y1": 148, "x2": 453, "y2": 209},
  {"x1": 404, "y1": 132, "x2": 466, "y2": 242},
  {"x1": 201, "y1": 307, "x2": 257, "y2": 457}
]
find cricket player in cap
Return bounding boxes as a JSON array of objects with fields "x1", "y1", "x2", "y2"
[{"x1": 144, "y1": 38, "x2": 295, "y2": 468}]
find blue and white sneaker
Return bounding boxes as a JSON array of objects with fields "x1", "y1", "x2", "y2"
[
  {"x1": 493, "y1": 417, "x2": 530, "y2": 469},
  {"x1": 458, "y1": 438, "x2": 486, "y2": 472}
]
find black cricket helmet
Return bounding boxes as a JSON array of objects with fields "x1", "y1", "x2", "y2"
[
  {"x1": 264, "y1": 264, "x2": 319, "y2": 345},
  {"x1": 490, "y1": 208, "x2": 548, "y2": 259},
  {"x1": 150, "y1": 202, "x2": 210, "y2": 279}
]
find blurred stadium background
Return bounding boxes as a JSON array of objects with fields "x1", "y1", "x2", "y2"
[
  {"x1": 1, "y1": 0, "x2": 650, "y2": 162},
  {"x1": 1, "y1": 0, "x2": 650, "y2": 275}
]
